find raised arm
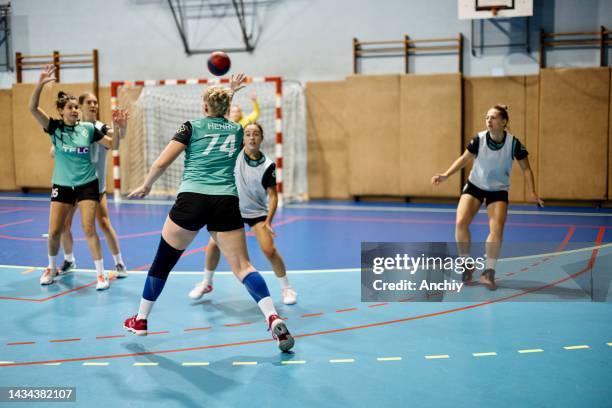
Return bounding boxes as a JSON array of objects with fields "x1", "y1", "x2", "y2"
[
  {"x1": 431, "y1": 149, "x2": 475, "y2": 186},
  {"x1": 28, "y1": 65, "x2": 56, "y2": 129},
  {"x1": 518, "y1": 157, "x2": 544, "y2": 207},
  {"x1": 243, "y1": 91, "x2": 260, "y2": 124},
  {"x1": 128, "y1": 140, "x2": 186, "y2": 199}
]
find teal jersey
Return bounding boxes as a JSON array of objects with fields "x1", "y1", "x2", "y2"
[
  {"x1": 173, "y1": 117, "x2": 244, "y2": 196},
  {"x1": 45, "y1": 119, "x2": 104, "y2": 187}
]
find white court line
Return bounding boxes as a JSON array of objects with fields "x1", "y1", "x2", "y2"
[
  {"x1": 281, "y1": 360, "x2": 306, "y2": 365},
  {"x1": 2, "y1": 195, "x2": 612, "y2": 217},
  {"x1": 83, "y1": 362, "x2": 109, "y2": 366},
  {"x1": 233, "y1": 361, "x2": 257, "y2": 366},
  {"x1": 1, "y1": 238, "x2": 609, "y2": 277},
  {"x1": 329, "y1": 359, "x2": 355, "y2": 363},
  {"x1": 563, "y1": 345, "x2": 590, "y2": 350},
  {"x1": 182, "y1": 362, "x2": 210, "y2": 366},
  {"x1": 133, "y1": 362, "x2": 158, "y2": 366},
  {"x1": 518, "y1": 349, "x2": 543, "y2": 354},
  {"x1": 1, "y1": 241, "x2": 609, "y2": 276},
  {"x1": 425, "y1": 355, "x2": 449, "y2": 359},
  {"x1": 377, "y1": 357, "x2": 402, "y2": 361}
]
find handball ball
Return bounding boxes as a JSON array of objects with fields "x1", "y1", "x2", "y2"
[{"x1": 207, "y1": 51, "x2": 231, "y2": 76}]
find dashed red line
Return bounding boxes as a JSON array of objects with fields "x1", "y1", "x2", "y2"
[
  {"x1": 301, "y1": 313, "x2": 324, "y2": 318},
  {"x1": 531, "y1": 262, "x2": 540, "y2": 267},
  {"x1": 184, "y1": 327, "x2": 212, "y2": 332},
  {"x1": 224, "y1": 322, "x2": 252, "y2": 327},
  {"x1": 96, "y1": 335, "x2": 126, "y2": 340},
  {"x1": 505, "y1": 272, "x2": 516, "y2": 276},
  {"x1": 147, "y1": 331, "x2": 170, "y2": 336},
  {"x1": 520, "y1": 268, "x2": 529, "y2": 272},
  {"x1": 50, "y1": 338, "x2": 81, "y2": 343},
  {"x1": 368, "y1": 303, "x2": 388, "y2": 308},
  {"x1": 7, "y1": 341, "x2": 35, "y2": 346},
  {"x1": 336, "y1": 308, "x2": 358, "y2": 313}
]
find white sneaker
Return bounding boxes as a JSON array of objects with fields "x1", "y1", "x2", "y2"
[
  {"x1": 40, "y1": 267, "x2": 58, "y2": 285},
  {"x1": 96, "y1": 275, "x2": 110, "y2": 291},
  {"x1": 113, "y1": 263, "x2": 128, "y2": 279},
  {"x1": 188, "y1": 282, "x2": 213, "y2": 299},
  {"x1": 282, "y1": 287, "x2": 297, "y2": 305}
]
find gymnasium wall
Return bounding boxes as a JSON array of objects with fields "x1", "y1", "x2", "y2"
[
  {"x1": 8, "y1": 0, "x2": 611, "y2": 87},
  {"x1": 0, "y1": 90, "x2": 17, "y2": 190},
  {"x1": 306, "y1": 68, "x2": 611, "y2": 202},
  {"x1": 538, "y1": 68, "x2": 609, "y2": 200},
  {"x1": 306, "y1": 81, "x2": 350, "y2": 199}
]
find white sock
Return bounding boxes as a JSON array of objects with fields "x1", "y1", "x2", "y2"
[
  {"x1": 112, "y1": 253, "x2": 124, "y2": 266},
  {"x1": 203, "y1": 269, "x2": 215, "y2": 285},
  {"x1": 48, "y1": 255, "x2": 57, "y2": 270},
  {"x1": 94, "y1": 259, "x2": 105, "y2": 278},
  {"x1": 137, "y1": 298, "x2": 155, "y2": 320},
  {"x1": 257, "y1": 296, "x2": 277, "y2": 321},
  {"x1": 64, "y1": 253, "x2": 74, "y2": 263},
  {"x1": 486, "y1": 257, "x2": 497, "y2": 270},
  {"x1": 278, "y1": 275, "x2": 290, "y2": 289}
]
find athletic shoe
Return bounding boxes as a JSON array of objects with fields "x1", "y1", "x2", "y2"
[
  {"x1": 462, "y1": 266, "x2": 475, "y2": 284},
  {"x1": 268, "y1": 314, "x2": 294, "y2": 352},
  {"x1": 114, "y1": 263, "x2": 128, "y2": 279},
  {"x1": 124, "y1": 315, "x2": 148, "y2": 336},
  {"x1": 479, "y1": 268, "x2": 497, "y2": 291},
  {"x1": 96, "y1": 275, "x2": 110, "y2": 291},
  {"x1": 281, "y1": 287, "x2": 298, "y2": 305},
  {"x1": 59, "y1": 260, "x2": 76, "y2": 274},
  {"x1": 188, "y1": 282, "x2": 213, "y2": 300},
  {"x1": 40, "y1": 267, "x2": 58, "y2": 285}
]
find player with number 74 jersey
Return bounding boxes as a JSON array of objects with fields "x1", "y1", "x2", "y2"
[{"x1": 174, "y1": 118, "x2": 243, "y2": 196}]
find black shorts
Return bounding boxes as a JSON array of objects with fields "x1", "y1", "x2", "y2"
[
  {"x1": 51, "y1": 179, "x2": 100, "y2": 205},
  {"x1": 462, "y1": 181, "x2": 508, "y2": 206},
  {"x1": 243, "y1": 215, "x2": 267, "y2": 227},
  {"x1": 169, "y1": 192, "x2": 243, "y2": 232}
]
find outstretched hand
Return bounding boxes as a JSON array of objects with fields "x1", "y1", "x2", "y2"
[
  {"x1": 128, "y1": 184, "x2": 151, "y2": 199},
  {"x1": 39, "y1": 64, "x2": 56, "y2": 86},
  {"x1": 230, "y1": 73, "x2": 247, "y2": 93},
  {"x1": 112, "y1": 108, "x2": 129, "y2": 130}
]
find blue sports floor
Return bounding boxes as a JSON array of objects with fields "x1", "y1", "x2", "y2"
[{"x1": 0, "y1": 193, "x2": 611, "y2": 407}]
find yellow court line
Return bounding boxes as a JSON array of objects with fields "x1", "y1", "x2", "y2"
[
  {"x1": 564, "y1": 345, "x2": 590, "y2": 350},
  {"x1": 377, "y1": 357, "x2": 402, "y2": 362},
  {"x1": 518, "y1": 349, "x2": 543, "y2": 354},
  {"x1": 425, "y1": 355, "x2": 449, "y2": 359},
  {"x1": 281, "y1": 360, "x2": 306, "y2": 365},
  {"x1": 133, "y1": 362, "x2": 158, "y2": 366},
  {"x1": 233, "y1": 361, "x2": 258, "y2": 366},
  {"x1": 20, "y1": 268, "x2": 37, "y2": 275},
  {"x1": 472, "y1": 352, "x2": 497, "y2": 357},
  {"x1": 83, "y1": 362, "x2": 109, "y2": 366},
  {"x1": 182, "y1": 362, "x2": 210, "y2": 366},
  {"x1": 329, "y1": 359, "x2": 355, "y2": 363},
  {"x1": 43, "y1": 363, "x2": 61, "y2": 366},
  {"x1": 607, "y1": 343, "x2": 612, "y2": 347}
]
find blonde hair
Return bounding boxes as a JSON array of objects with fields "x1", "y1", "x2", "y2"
[{"x1": 203, "y1": 86, "x2": 234, "y2": 117}]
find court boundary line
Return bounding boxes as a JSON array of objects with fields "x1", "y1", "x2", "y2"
[
  {"x1": 0, "y1": 242, "x2": 609, "y2": 276},
  {"x1": 2, "y1": 196, "x2": 612, "y2": 217}
]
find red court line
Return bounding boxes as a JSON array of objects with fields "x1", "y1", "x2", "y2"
[
  {"x1": 0, "y1": 208, "x2": 26, "y2": 215},
  {"x1": 1, "y1": 239, "x2": 602, "y2": 368},
  {"x1": 7, "y1": 341, "x2": 35, "y2": 346},
  {"x1": 224, "y1": 322, "x2": 252, "y2": 327},
  {"x1": 301, "y1": 313, "x2": 324, "y2": 318},
  {"x1": 0, "y1": 219, "x2": 33, "y2": 229},
  {"x1": 184, "y1": 327, "x2": 212, "y2": 332},
  {"x1": 49, "y1": 338, "x2": 80, "y2": 343},
  {"x1": 96, "y1": 335, "x2": 126, "y2": 340},
  {"x1": 336, "y1": 308, "x2": 358, "y2": 313},
  {"x1": 147, "y1": 331, "x2": 170, "y2": 336},
  {"x1": 368, "y1": 303, "x2": 388, "y2": 308}
]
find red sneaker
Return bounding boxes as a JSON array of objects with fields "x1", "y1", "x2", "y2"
[
  {"x1": 268, "y1": 314, "x2": 294, "y2": 352},
  {"x1": 124, "y1": 315, "x2": 148, "y2": 336}
]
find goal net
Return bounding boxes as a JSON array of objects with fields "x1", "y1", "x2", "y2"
[{"x1": 113, "y1": 77, "x2": 307, "y2": 202}]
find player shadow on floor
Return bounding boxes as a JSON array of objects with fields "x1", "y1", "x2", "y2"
[{"x1": 117, "y1": 342, "x2": 239, "y2": 406}]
